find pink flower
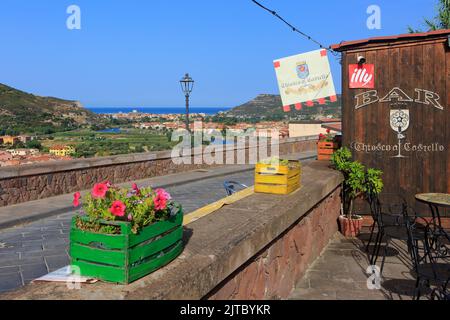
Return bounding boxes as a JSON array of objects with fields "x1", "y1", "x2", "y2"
[
  {"x1": 154, "y1": 196, "x2": 167, "y2": 211},
  {"x1": 127, "y1": 213, "x2": 133, "y2": 221},
  {"x1": 155, "y1": 188, "x2": 171, "y2": 201},
  {"x1": 73, "y1": 192, "x2": 81, "y2": 207},
  {"x1": 92, "y1": 183, "x2": 108, "y2": 199},
  {"x1": 132, "y1": 183, "x2": 140, "y2": 195},
  {"x1": 153, "y1": 189, "x2": 170, "y2": 211},
  {"x1": 109, "y1": 200, "x2": 126, "y2": 217}
]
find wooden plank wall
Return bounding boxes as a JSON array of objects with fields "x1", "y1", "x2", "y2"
[{"x1": 341, "y1": 38, "x2": 449, "y2": 216}]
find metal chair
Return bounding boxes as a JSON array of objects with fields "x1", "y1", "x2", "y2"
[
  {"x1": 406, "y1": 217, "x2": 450, "y2": 300},
  {"x1": 365, "y1": 192, "x2": 409, "y2": 269},
  {"x1": 223, "y1": 181, "x2": 248, "y2": 196},
  {"x1": 431, "y1": 278, "x2": 450, "y2": 300}
]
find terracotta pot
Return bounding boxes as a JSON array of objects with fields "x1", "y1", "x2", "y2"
[{"x1": 338, "y1": 215, "x2": 363, "y2": 238}]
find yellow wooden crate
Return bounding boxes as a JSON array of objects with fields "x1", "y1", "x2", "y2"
[
  {"x1": 254, "y1": 160, "x2": 302, "y2": 195},
  {"x1": 254, "y1": 181, "x2": 301, "y2": 195}
]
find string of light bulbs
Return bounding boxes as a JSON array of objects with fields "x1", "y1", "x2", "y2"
[{"x1": 251, "y1": 0, "x2": 341, "y2": 60}]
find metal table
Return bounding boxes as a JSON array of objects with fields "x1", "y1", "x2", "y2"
[{"x1": 415, "y1": 193, "x2": 450, "y2": 228}]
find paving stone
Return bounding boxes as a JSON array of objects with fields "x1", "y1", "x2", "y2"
[
  {"x1": 336, "y1": 289, "x2": 387, "y2": 300},
  {"x1": 21, "y1": 243, "x2": 44, "y2": 252},
  {"x1": 0, "y1": 272, "x2": 23, "y2": 292},
  {"x1": 44, "y1": 255, "x2": 70, "y2": 271},
  {"x1": 0, "y1": 246, "x2": 21, "y2": 254},
  {"x1": 18, "y1": 256, "x2": 46, "y2": 266},
  {"x1": 20, "y1": 263, "x2": 49, "y2": 281},
  {"x1": 21, "y1": 235, "x2": 43, "y2": 242},
  {"x1": 0, "y1": 234, "x2": 24, "y2": 242},
  {"x1": 289, "y1": 232, "x2": 419, "y2": 300},
  {"x1": 42, "y1": 232, "x2": 68, "y2": 240},
  {"x1": 22, "y1": 249, "x2": 62, "y2": 258},
  {"x1": 0, "y1": 266, "x2": 20, "y2": 275},
  {"x1": 0, "y1": 257, "x2": 20, "y2": 268},
  {"x1": 42, "y1": 237, "x2": 67, "y2": 245},
  {"x1": 42, "y1": 243, "x2": 69, "y2": 251},
  {"x1": 289, "y1": 288, "x2": 337, "y2": 300},
  {"x1": 294, "y1": 278, "x2": 310, "y2": 289},
  {"x1": 0, "y1": 252, "x2": 19, "y2": 260}
]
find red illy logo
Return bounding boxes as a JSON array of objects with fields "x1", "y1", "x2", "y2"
[{"x1": 349, "y1": 64, "x2": 375, "y2": 89}]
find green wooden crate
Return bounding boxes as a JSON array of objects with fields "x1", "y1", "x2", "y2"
[{"x1": 69, "y1": 209, "x2": 184, "y2": 284}]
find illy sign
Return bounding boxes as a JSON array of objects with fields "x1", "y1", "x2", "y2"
[{"x1": 349, "y1": 64, "x2": 375, "y2": 89}]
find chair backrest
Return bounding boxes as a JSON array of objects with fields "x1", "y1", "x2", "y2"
[
  {"x1": 405, "y1": 216, "x2": 425, "y2": 274},
  {"x1": 366, "y1": 192, "x2": 408, "y2": 227},
  {"x1": 431, "y1": 278, "x2": 450, "y2": 300},
  {"x1": 425, "y1": 224, "x2": 450, "y2": 263},
  {"x1": 223, "y1": 181, "x2": 248, "y2": 196}
]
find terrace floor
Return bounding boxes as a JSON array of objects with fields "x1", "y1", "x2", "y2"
[{"x1": 289, "y1": 229, "x2": 425, "y2": 300}]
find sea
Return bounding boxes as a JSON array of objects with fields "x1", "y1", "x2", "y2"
[{"x1": 87, "y1": 106, "x2": 231, "y2": 115}]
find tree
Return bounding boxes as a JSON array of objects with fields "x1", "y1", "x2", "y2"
[
  {"x1": 408, "y1": 0, "x2": 450, "y2": 32},
  {"x1": 25, "y1": 139, "x2": 43, "y2": 150}
]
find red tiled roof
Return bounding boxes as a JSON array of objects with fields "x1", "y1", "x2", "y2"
[
  {"x1": 50, "y1": 145, "x2": 72, "y2": 150},
  {"x1": 319, "y1": 118, "x2": 341, "y2": 123},
  {"x1": 331, "y1": 29, "x2": 450, "y2": 51}
]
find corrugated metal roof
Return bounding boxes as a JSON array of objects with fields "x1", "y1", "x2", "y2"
[{"x1": 331, "y1": 29, "x2": 450, "y2": 51}]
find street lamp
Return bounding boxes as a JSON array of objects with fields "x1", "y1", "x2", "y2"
[{"x1": 180, "y1": 73, "x2": 194, "y2": 132}]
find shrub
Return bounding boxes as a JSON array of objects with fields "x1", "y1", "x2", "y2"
[{"x1": 331, "y1": 147, "x2": 383, "y2": 218}]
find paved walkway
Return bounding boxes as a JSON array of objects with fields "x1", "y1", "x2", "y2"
[
  {"x1": 0, "y1": 151, "x2": 316, "y2": 294},
  {"x1": 289, "y1": 229, "x2": 422, "y2": 300}
]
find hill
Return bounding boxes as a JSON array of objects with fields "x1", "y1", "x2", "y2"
[
  {"x1": 0, "y1": 83, "x2": 101, "y2": 135},
  {"x1": 224, "y1": 94, "x2": 342, "y2": 120}
]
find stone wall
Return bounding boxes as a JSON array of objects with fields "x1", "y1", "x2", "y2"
[
  {"x1": 207, "y1": 187, "x2": 341, "y2": 300},
  {"x1": 0, "y1": 136, "x2": 317, "y2": 207}
]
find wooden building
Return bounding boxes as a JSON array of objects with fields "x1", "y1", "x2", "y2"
[{"x1": 331, "y1": 30, "x2": 450, "y2": 214}]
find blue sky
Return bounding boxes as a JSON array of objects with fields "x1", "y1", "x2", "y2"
[{"x1": 0, "y1": 0, "x2": 437, "y2": 107}]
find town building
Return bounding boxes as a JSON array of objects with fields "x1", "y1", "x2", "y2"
[
  {"x1": 0, "y1": 136, "x2": 19, "y2": 145},
  {"x1": 49, "y1": 145, "x2": 75, "y2": 157},
  {"x1": 6, "y1": 149, "x2": 39, "y2": 157},
  {"x1": 289, "y1": 119, "x2": 341, "y2": 138},
  {"x1": 17, "y1": 135, "x2": 35, "y2": 144}
]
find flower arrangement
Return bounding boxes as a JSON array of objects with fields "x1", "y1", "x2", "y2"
[
  {"x1": 73, "y1": 182, "x2": 180, "y2": 235},
  {"x1": 318, "y1": 129, "x2": 334, "y2": 142}
]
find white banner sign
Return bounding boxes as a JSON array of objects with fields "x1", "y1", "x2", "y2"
[{"x1": 274, "y1": 49, "x2": 336, "y2": 110}]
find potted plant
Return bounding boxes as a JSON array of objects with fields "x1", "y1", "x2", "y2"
[
  {"x1": 317, "y1": 129, "x2": 339, "y2": 161},
  {"x1": 69, "y1": 182, "x2": 184, "y2": 284},
  {"x1": 331, "y1": 147, "x2": 383, "y2": 237}
]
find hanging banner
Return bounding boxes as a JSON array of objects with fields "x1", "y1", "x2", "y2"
[{"x1": 273, "y1": 49, "x2": 337, "y2": 112}]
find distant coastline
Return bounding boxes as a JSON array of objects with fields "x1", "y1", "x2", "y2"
[{"x1": 86, "y1": 106, "x2": 231, "y2": 115}]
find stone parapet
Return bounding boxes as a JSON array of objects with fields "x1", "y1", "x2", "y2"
[{"x1": 0, "y1": 136, "x2": 317, "y2": 207}]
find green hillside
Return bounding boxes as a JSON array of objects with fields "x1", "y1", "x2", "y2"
[
  {"x1": 224, "y1": 94, "x2": 342, "y2": 120},
  {"x1": 0, "y1": 83, "x2": 101, "y2": 135}
]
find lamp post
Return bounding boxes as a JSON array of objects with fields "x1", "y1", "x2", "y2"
[{"x1": 180, "y1": 73, "x2": 194, "y2": 132}]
